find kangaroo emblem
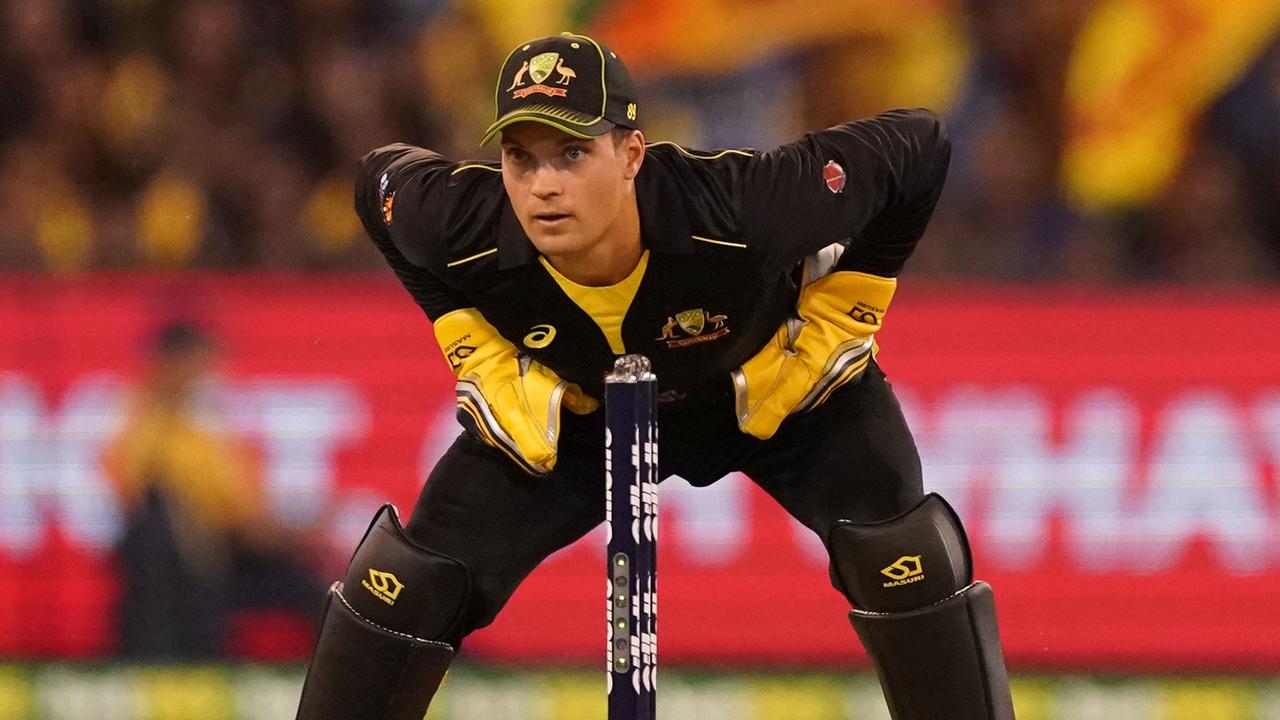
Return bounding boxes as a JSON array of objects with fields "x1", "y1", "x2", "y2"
[
  {"x1": 656, "y1": 316, "x2": 678, "y2": 341},
  {"x1": 553, "y1": 58, "x2": 577, "y2": 85},
  {"x1": 506, "y1": 60, "x2": 529, "y2": 91}
]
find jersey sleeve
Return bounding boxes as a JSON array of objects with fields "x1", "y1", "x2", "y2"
[
  {"x1": 740, "y1": 108, "x2": 951, "y2": 276},
  {"x1": 354, "y1": 144, "x2": 472, "y2": 320}
]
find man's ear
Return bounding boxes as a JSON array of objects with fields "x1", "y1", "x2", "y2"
[{"x1": 623, "y1": 130, "x2": 645, "y2": 181}]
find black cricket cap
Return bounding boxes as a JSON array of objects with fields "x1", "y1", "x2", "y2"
[{"x1": 481, "y1": 32, "x2": 640, "y2": 146}]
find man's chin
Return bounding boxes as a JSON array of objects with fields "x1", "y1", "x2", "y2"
[{"x1": 529, "y1": 232, "x2": 582, "y2": 255}]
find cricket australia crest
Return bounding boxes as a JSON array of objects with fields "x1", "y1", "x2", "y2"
[
  {"x1": 510, "y1": 52, "x2": 575, "y2": 99},
  {"x1": 676, "y1": 309, "x2": 704, "y2": 336},
  {"x1": 657, "y1": 308, "x2": 729, "y2": 348},
  {"x1": 529, "y1": 53, "x2": 559, "y2": 84}
]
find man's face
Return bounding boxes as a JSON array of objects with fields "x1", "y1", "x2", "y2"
[{"x1": 501, "y1": 122, "x2": 644, "y2": 258}]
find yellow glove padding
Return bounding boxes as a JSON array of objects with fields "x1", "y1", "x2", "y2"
[
  {"x1": 731, "y1": 271, "x2": 897, "y2": 439},
  {"x1": 433, "y1": 308, "x2": 598, "y2": 475}
]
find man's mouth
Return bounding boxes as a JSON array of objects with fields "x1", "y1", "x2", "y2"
[{"x1": 533, "y1": 212, "x2": 573, "y2": 225}]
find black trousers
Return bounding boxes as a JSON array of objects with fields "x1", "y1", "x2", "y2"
[{"x1": 404, "y1": 360, "x2": 923, "y2": 648}]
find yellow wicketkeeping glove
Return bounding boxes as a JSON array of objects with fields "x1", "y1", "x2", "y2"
[
  {"x1": 433, "y1": 308, "x2": 598, "y2": 475},
  {"x1": 731, "y1": 270, "x2": 897, "y2": 439}
]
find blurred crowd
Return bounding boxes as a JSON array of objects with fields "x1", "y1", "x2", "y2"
[
  {"x1": 0, "y1": 0, "x2": 444, "y2": 271},
  {"x1": 1, "y1": 0, "x2": 1279, "y2": 283}
]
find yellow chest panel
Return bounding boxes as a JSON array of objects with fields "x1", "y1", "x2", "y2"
[{"x1": 538, "y1": 250, "x2": 650, "y2": 355}]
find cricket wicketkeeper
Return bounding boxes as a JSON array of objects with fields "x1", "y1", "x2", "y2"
[{"x1": 296, "y1": 31, "x2": 1016, "y2": 720}]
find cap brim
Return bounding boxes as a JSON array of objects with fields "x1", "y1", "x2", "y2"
[{"x1": 481, "y1": 109, "x2": 615, "y2": 146}]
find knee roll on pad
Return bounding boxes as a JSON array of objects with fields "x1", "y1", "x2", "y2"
[
  {"x1": 340, "y1": 504, "x2": 471, "y2": 642},
  {"x1": 826, "y1": 493, "x2": 972, "y2": 613}
]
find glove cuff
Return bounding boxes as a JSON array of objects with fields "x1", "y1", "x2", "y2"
[
  {"x1": 433, "y1": 308, "x2": 507, "y2": 374},
  {"x1": 803, "y1": 271, "x2": 897, "y2": 330},
  {"x1": 732, "y1": 271, "x2": 897, "y2": 439}
]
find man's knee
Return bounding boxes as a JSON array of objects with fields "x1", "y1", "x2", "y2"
[
  {"x1": 338, "y1": 504, "x2": 473, "y2": 642},
  {"x1": 399, "y1": 509, "x2": 532, "y2": 644},
  {"x1": 825, "y1": 493, "x2": 971, "y2": 612},
  {"x1": 296, "y1": 505, "x2": 465, "y2": 719},
  {"x1": 824, "y1": 495, "x2": 1016, "y2": 719}
]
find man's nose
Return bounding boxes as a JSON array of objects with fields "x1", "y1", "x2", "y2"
[{"x1": 530, "y1": 163, "x2": 561, "y2": 199}]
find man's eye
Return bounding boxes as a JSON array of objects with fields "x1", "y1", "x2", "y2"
[
  {"x1": 565, "y1": 147, "x2": 585, "y2": 161},
  {"x1": 506, "y1": 148, "x2": 528, "y2": 163}
]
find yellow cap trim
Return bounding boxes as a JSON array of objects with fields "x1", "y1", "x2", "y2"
[
  {"x1": 481, "y1": 114, "x2": 602, "y2": 147},
  {"x1": 492, "y1": 41, "x2": 527, "y2": 127},
  {"x1": 561, "y1": 32, "x2": 609, "y2": 119}
]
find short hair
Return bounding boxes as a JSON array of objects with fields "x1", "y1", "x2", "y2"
[{"x1": 611, "y1": 126, "x2": 637, "y2": 147}]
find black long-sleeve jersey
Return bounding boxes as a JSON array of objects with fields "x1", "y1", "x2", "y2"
[{"x1": 355, "y1": 109, "x2": 950, "y2": 411}]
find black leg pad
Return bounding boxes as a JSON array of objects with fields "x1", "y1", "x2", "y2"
[
  {"x1": 295, "y1": 583, "x2": 455, "y2": 720},
  {"x1": 849, "y1": 581, "x2": 1015, "y2": 720}
]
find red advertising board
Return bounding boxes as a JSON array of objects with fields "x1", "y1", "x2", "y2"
[{"x1": 1, "y1": 275, "x2": 1279, "y2": 670}]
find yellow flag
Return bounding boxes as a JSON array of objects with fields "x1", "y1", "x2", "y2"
[{"x1": 1063, "y1": 0, "x2": 1280, "y2": 210}]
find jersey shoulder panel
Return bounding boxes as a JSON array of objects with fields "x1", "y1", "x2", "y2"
[
  {"x1": 643, "y1": 141, "x2": 758, "y2": 244},
  {"x1": 359, "y1": 145, "x2": 506, "y2": 276},
  {"x1": 438, "y1": 160, "x2": 506, "y2": 272}
]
